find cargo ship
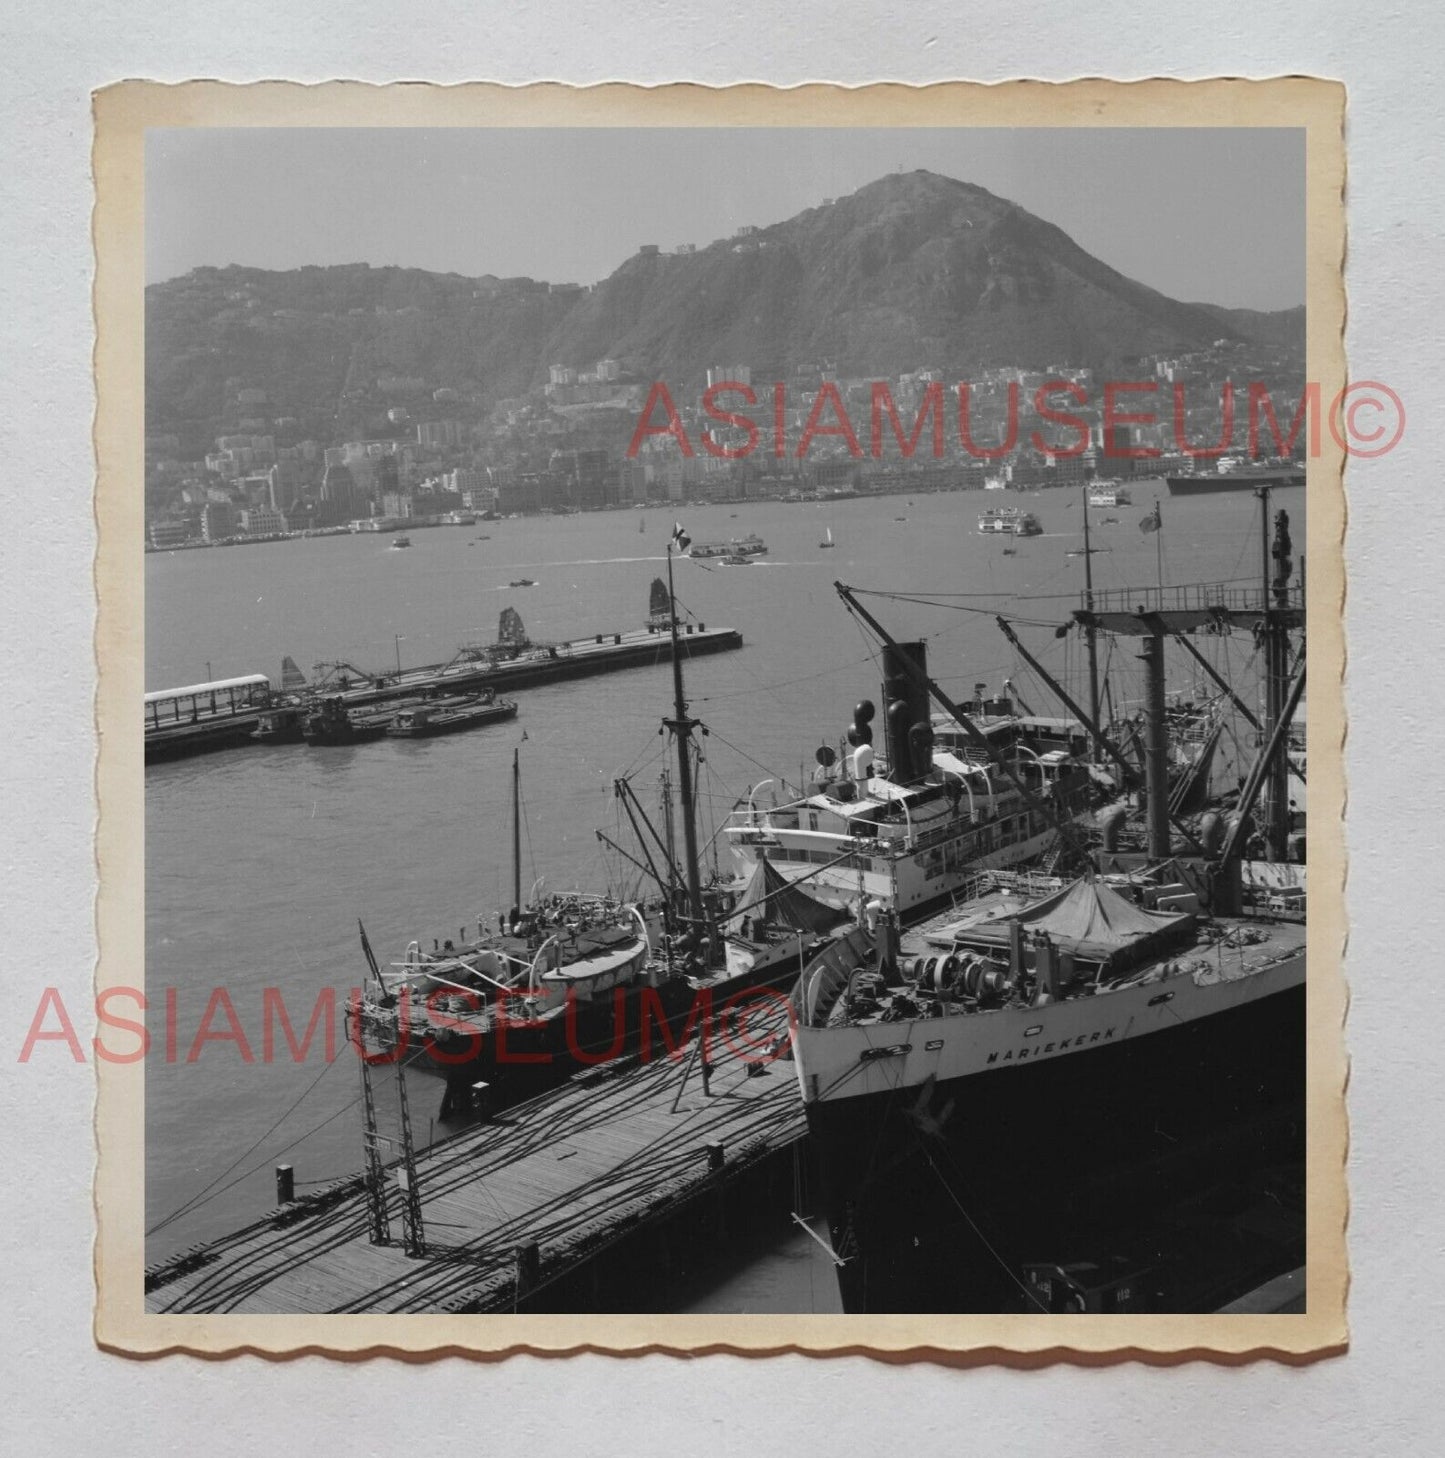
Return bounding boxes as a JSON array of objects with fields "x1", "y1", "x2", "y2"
[
  {"x1": 788, "y1": 501, "x2": 1306, "y2": 1312},
  {"x1": 1166, "y1": 464, "x2": 1305, "y2": 495}
]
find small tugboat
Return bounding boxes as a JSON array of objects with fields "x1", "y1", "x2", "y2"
[
  {"x1": 302, "y1": 696, "x2": 397, "y2": 745},
  {"x1": 386, "y1": 692, "x2": 519, "y2": 738},
  {"x1": 250, "y1": 705, "x2": 307, "y2": 744},
  {"x1": 390, "y1": 535, "x2": 411, "y2": 549}
]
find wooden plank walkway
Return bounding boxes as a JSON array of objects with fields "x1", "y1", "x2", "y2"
[{"x1": 145, "y1": 1006, "x2": 804, "y2": 1314}]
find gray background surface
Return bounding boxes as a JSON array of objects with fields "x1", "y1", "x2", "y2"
[{"x1": 2, "y1": 4, "x2": 1439, "y2": 1451}]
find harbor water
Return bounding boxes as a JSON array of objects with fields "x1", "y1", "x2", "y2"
[{"x1": 144, "y1": 484, "x2": 1304, "y2": 1308}]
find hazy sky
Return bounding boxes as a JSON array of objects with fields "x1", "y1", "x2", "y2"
[{"x1": 146, "y1": 128, "x2": 1304, "y2": 311}]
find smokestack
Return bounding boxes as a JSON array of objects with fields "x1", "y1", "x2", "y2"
[{"x1": 882, "y1": 641, "x2": 930, "y2": 784}]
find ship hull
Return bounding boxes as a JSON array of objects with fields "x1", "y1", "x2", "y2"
[
  {"x1": 802, "y1": 975, "x2": 1305, "y2": 1313},
  {"x1": 1166, "y1": 472, "x2": 1304, "y2": 495},
  {"x1": 386, "y1": 701, "x2": 518, "y2": 737},
  {"x1": 394, "y1": 936, "x2": 811, "y2": 1114}
]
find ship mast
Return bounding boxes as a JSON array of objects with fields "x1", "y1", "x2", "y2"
[
  {"x1": 1257, "y1": 486, "x2": 1294, "y2": 860},
  {"x1": 664, "y1": 541, "x2": 705, "y2": 925},
  {"x1": 511, "y1": 744, "x2": 522, "y2": 914},
  {"x1": 1080, "y1": 482, "x2": 1101, "y2": 761}
]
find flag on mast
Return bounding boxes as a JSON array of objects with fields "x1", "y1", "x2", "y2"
[
  {"x1": 1139, "y1": 502, "x2": 1162, "y2": 534},
  {"x1": 671, "y1": 522, "x2": 691, "y2": 553}
]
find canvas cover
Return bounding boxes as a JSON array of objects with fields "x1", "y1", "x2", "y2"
[
  {"x1": 724, "y1": 856, "x2": 849, "y2": 939},
  {"x1": 937, "y1": 876, "x2": 1191, "y2": 963}
]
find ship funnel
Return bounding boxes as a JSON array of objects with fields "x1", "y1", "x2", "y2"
[{"x1": 882, "y1": 641, "x2": 930, "y2": 783}]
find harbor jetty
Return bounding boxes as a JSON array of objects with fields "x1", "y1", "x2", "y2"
[
  {"x1": 145, "y1": 607, "x2": 742, "y2": 763},
  {"x1": 144, "y1": 1005, "x2": 807, "y2": 1314}
]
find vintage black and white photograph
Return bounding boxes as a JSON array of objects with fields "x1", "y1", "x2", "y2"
[{"x1": 97, "y1": 82, "x2": 1344, "y2": 1350}]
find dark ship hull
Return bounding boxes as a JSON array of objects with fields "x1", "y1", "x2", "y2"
[{"x1": 805, "y1": 980, "x2": 1305, "y2": 1314}]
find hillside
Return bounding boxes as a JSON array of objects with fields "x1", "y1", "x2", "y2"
[{"x1": 145, "y1": 171, "x2": 1303, "y2": 454}]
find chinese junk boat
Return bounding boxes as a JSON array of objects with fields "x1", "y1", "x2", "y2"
[{"x1": 790, "y1": 503, "x2": 1306, "y2": 1313}]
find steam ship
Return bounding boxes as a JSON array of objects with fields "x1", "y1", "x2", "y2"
[
  {"x1": 789, "y1": 499, "x2": 1307, "y2": 1312},
  {"x1": 722, "y1": 643, "x2": 1094, "y2": 920}
]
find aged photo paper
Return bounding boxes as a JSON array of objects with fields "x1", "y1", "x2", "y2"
[{"x1": 94, "y1": 78, "x2": 1347, "y2": 1359}]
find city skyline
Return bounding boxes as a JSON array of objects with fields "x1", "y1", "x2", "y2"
[{"x1": 146, "y1": 128, "x2": 1305, "y2": 312}]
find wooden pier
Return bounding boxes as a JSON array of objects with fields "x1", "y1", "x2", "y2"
[{"x1": 144, "y1": 1006, "x2": 806, "y2": 1314}]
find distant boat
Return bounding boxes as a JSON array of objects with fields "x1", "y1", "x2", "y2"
[
  {"x1": 977, "y1": 507, "x2": 1042, "y2": 536},
  {"x1": 720, "y1": 553, "x2": 752, "y2": 565},
  {"x1": 894, "y1": 516, "x2": 907, "y2": 522},
  {"x1": 509, "y1": 578, "x2": 536, "y2": 587},
  {"x1": 1088, "y1": 484, "x2": 1133, "y2": 507},
  {"x1": 1001, "y1": 547, "x2": 1017, "y2": 556},
  {"x1": 390, "y1": 535, "x2": 411, "y2": 549},
  {"x1": 819, "y1": 526, "x2": 835, "y2": 549}
]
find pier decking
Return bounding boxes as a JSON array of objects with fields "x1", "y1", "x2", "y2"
[
  {"x1": 144, "y1": 624, "x2": 743, "y2": 763},
  {"x1": 145, "y1": 1007, "x2": 804, "y2": 1314}
]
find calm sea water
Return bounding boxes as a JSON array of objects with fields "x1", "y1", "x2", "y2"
[{"x1": 143, "y1": 484, "x2": 1302, "y2": 1307}]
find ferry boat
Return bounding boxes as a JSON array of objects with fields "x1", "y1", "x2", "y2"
[
  {"x1": 722, "y1": 641, "x2": 1093, "y2": 921},
  {"x1": 1087, "y1": 484, "x2": 1132, "y2": 507},
  {"x1": 691, "y1": 534, "x2": 768, "y2": 559},
  {"x1": 977, "y1": 507, "x2": 1042, "y2": 536}
]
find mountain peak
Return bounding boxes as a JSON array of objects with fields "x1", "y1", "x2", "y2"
[{"x1": 145, "y1": 170, "x2": 1303, "y2": 451}]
